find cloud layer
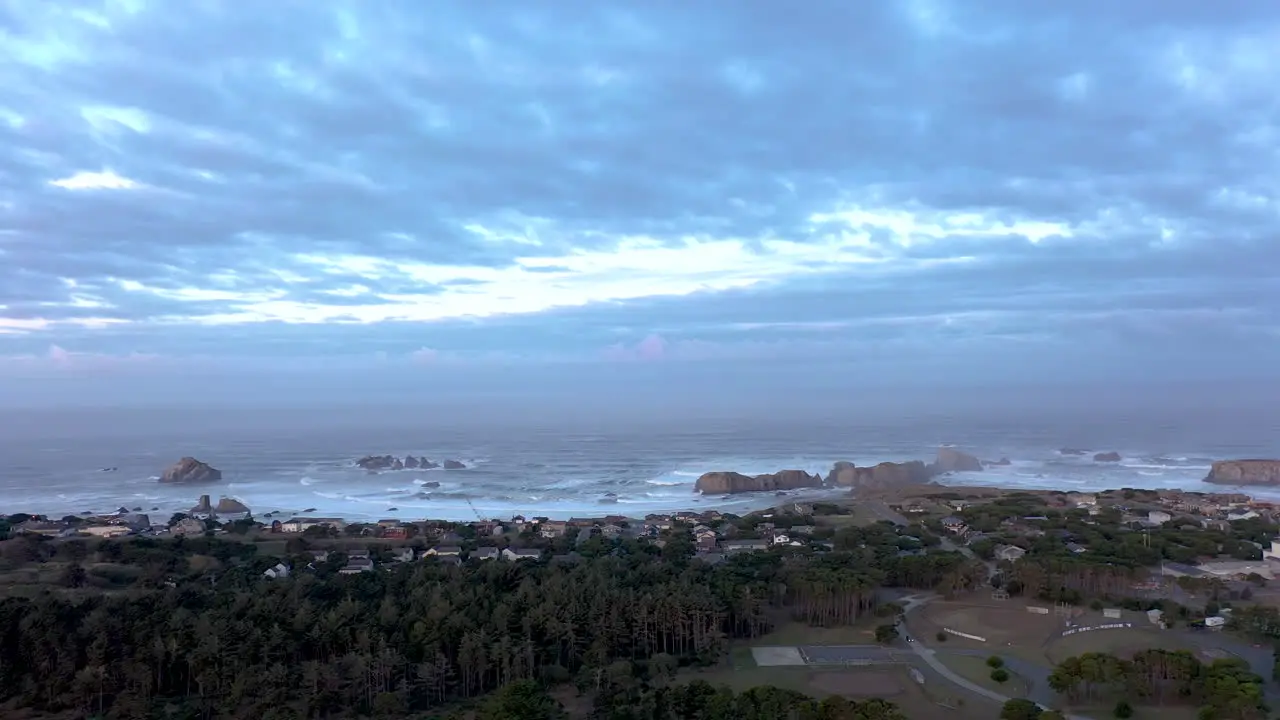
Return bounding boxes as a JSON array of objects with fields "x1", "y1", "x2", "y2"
[{"x1": 2, "y1": 0, "x2": 1278, "y2": 393}]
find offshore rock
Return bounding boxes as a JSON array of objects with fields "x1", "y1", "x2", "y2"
[
  {"x1": 1093, "y1": 451, "x2": 1122, "y2": 462},
  {"x1": 694, "y1": 469, "x2": 823, "y2": 495},
  {"x1": 1204, "y1": 460, "x2": 1280, "y2": 486},
  {"x1": 826, "y1": 461, "x2": 935, "y2": 491},
  {"x1": 933, "y1": 446, "x2": 983, "y2": 473},
  {"x1": 443, "y1": 459, "x2": 467, "y2": 470},
  {"x1": 160, "y1": 457, "x2": 222, "y2": 484}
]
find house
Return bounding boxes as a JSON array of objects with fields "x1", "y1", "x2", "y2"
[
  {"x1": 940, "y1": 516, "x2": 967, "y2": 534},
  {"x1": 501, "y1": 548, "x2": 542, "y2": 561},
  {"x1": 721, "y1": 539, "x2": 769, "y2": 553},
  {"x1": 600, "y1": 524, "x2": 623, "y2": 538},
  {"x1": 1147, "y1": 511, "x2": 1172, "y2": 526},
  {"x1": 994, "y1": 544, "x2": 1027, "y2": 562},
  {"x1": 309, "y1": 551, "x2": 331, "y2": 563},
  {"x1": 769, "y1": 532, "x2": 796, "y2": 546},
  {"x1": 281, "y1": 517, "x2": 346, "y2": 533},
  {"x1": 424, "y1": 545, "x2": 463, "y2": 557},
  {"x1": 1263, "y1": 540, "x2": 1280, "y2": 562},
  {"x1": 472, "y1": 547, "x2": 500, "y2": 561},
  {"x1": 693, "y1": 526, "x2": 717, "y2": 541},
  {"x1": 172, "y1": 518, "x2": 207, "y2": 537},
  {"x1": 540, "y1": 521, "x2": 568, "y2": 538},
  {"x1": 1202, "y1": 518, "x2": 1231, "y2": 531},
  {"x1": 82, "y1": 524, "x2": 133, "y2": 538},
  {"x1": 391, "y1": 547, "x2": 416, "y2": 563},
  {"x1": 1065, "y1": 543, "x2": 1088, "y2": 554},
  {"x1": 263, "y1": 563, "x2": 290, "y2": 579},
  {"x1": 340, "y1": 552, "x2": 374, "y2": 574},
  {"x1": 695, "y1": 535, "x2": 717, "y2": 553},
  {"x1": 1228, "y1": 510, "x2": 1260, "y2": 522},
  {"x1": 1072, "y1": 493, "x2": 1098, "y2": 508},
  {"x1": 14, "y1": 520, "x2": 72, "y2": 537},
  {"x1": 111, "y1": 513, "x2": 151, "y2": 531}
]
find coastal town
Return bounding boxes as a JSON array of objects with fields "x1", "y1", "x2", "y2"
[{"x1": 5, "y1": 459, "x2": 1280, "y2": 718}]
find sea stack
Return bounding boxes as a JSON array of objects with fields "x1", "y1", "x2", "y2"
[
  {"x1": 694, "y1": 469, "x2": 823, "y2": 495},
  {"x1": 160, "y1": 457, "x2": 222, "y2": 484},
  {"x1": 1204, "y1": 460, "x2": 1280, "y2": 486}
]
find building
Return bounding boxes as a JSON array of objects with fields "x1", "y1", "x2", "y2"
[
  {"x1": 424, "y1": 545, "x2": 463, "y2": 557},
  {"x1": 281, "y1": 517, "x2": 346, "y2": 533},
  {"x1": 721, "y1": 539, "x2": 769, "y2": 553},
  {"x1": 264, "y1": 563, "x2": 290, "y2": 579},
  {"x1": 13, "y1": 520, "x2": 72, "y2": 538},
  {"x1": 994, "y1": 544, "x2": 1027, "y2": 562},
  {"x1": 539, "y1": 521, "x2": 568, "y2": 538},
  {"x1": 940, "y1": 516, "x2": 967, "y2": 534},
  {"x1": 339, "y1": 553, "x2": 374, "y2": 574},
  {"x1": 1147, "y1": 510, "x2": 1172, "y2": 526},
  {"x1": 391, "y1": 547, "x2": 416, "y2": 563},
  {"x1": 501, "y1": 548, "x2": 542, "y2": 561},
  {"x1": 81, "y1": 525, "x2": 133, "y2": 538},
  {"x1": 171, "y1": 518, "x2": 207, "y2": 537},
  {"x1": 472, "y1": 547, "x2": 500, "y2": 561}
]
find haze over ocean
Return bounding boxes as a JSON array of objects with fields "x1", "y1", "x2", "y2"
[{"x1": 3, "y1": 378, "x2": 1276, "y2": 521}]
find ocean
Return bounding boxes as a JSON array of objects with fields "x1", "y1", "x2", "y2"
[{"x1": 2, "y1": 394, "x2": 1278, "y2": 522}]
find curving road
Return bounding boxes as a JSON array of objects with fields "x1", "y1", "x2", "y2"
[{"x1": 897, "y1": 593, "x2": 1092, "y2": 720}]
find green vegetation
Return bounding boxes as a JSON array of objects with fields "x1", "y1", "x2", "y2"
[
  {"x1": 0, "y1": 523, "x2": 975, "y2": 718},
  {"x1": 1047, "y1": 649, "x2": 1265, "y2": 718}
]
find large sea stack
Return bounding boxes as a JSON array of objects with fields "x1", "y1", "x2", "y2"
[
  {"x1": 826, "y1": 460, "x2": 935, "y2": 491},
  {"x1": 1204, "y1": 460, "x2": 1280, "y2": 486},
  {"x1": 932, "y1": 446, "x2": 983, "y2": 473},
  {"x1": 694, "y1": 469, "x2": 823, "y2": 495},
  {"x1": 160, "y1": 457, "x2": 221, "y2": 484}
]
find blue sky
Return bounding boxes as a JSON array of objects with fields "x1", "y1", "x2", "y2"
[{"x1": 1, "y1": 1, "x2": 1278, "y2": 406}]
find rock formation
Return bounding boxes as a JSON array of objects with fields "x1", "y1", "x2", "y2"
[
  {"x1": 826, "y1": 461, "x2": 935, "y2": 491},
  {"x1": 694, "y1": 469, "x2": 824, "y2": 495},
  {"x1": 356, "y1": 455, "x2": 445, "y2": 471},
  {"x1": 1204, "y1": 460, "x2": 1280, "y2": 486},
  {"x1": 191, "y1": 495, "x2": 213, "y2": 514},
  {"x1": 214, "y1": 497, "x2": 250, "y2": 515},
  {"x1": 933, "y1": 446, "x2": 983, "y2": 473},
  {"x1": 1093, "y1": 451, "x2": 1122, "y2": 462},
  {"x1": 443, "y1": 459, "x2": 467, "y2": 470},
  {"x1": 160, "y1": 457, "x2": 222, "y2": 484}
]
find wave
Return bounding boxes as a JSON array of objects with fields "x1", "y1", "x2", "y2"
[
  {"x1": 647, "y1": 479, "x2": 688, "y2": 486},
  {"x1": 299, "y1": 477, "x2": 317, "y2": 486}
]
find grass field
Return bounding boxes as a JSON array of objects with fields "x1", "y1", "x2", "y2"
[
  {"x1": 935, "y1": 653, "x2": 1031, "y2": 698},
  {"x1": 1045, "y1": 628, "x2": 1191, "y2": 663}
]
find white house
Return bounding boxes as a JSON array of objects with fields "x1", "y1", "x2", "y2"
[
  {"x1": 501, "y1": 548, "x2": 542, "y2": 561},
  {"x1": 392, "y1": 547, "x2": 416, "y2": 563},
  {"x1": 1147, "y1": 510, "x2": 1172, "y2": 526},
  {"x1": 1264, "y1": 540, "x2": 1280, "y2": 561},
  {"x1": 264, "y1": 563, "x2": 290, "y2": 579},
  {"x1": 472, "y1": 547, "x2": 500, "y2": 560}
]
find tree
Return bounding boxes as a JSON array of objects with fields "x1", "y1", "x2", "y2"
[
  {"x1": 874, "y1": 624, "x2": 900, "y2": 644},
  {"x1": 935, "y1": 631, "x2": 948, "y2": 641},
  {"x1": 987, "y1": 655, "x2": 1005, "y2": 669},
  {"x1": 477, "y1": 680, "x2": 565, "y2": 720},
  {"x1": 1000, "y1": 697, "x2": 1042, "y2": 720},
  {"x1": 991, "y1": 667, "x2": 1010, "y2": 683}
]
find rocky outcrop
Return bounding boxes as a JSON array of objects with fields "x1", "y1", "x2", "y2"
[
  {"x1": 214, "y1": 497, "x2": 250, "y2": 515},
  {"x1": 191, "y1": 495, "x2": 213, "y2": 514},
  {"x1": 443, "y1": 459, "x2": 467, "y2": 470},
  {"x1": 694, "y1": 469, "x2": 824, "y2": 495},
  {"x1": 1204, "y1": 460, "x2": 1280, "y2": 486},
  {"x1": 357, "y1": 455, "x2": 442, "y2": 471},
  {"x1": 826, "y1": 461, "x2": 935, "y2": 491},
  {"x1": 160, "y1": 457, "x2": 221, "y2": 484},
  {"x1": 1093, "y1": 451, "x2": 1122, "y2": 462},
  {"x1": 933, "y1": 447, "x2": 983, "y2": 473}
]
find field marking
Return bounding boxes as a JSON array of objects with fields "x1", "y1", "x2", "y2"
[{"x1": 751, "y1": 646, "x2": 807, "y2": 666}]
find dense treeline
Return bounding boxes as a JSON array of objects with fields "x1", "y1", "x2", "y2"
[
  {"x1": 0, "y1": 530, "x2": 968, "y2": 718},
  {"x1": 592, "y1": 679, "x2": 906, "y2": 720},
  {"x1": 1048, "y1": 650, "x2": 1266, "y2": 719}
]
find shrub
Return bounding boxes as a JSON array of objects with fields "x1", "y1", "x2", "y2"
[
  {"x1": 986, "y1": 655, "x2": 1005, "y2": 669},
  {"x1": 936, "y1": 631, "x2": 947, "y2": 641},
  {"x1": 990, "y1": 668, "x2": 1010, "y2": 683}
]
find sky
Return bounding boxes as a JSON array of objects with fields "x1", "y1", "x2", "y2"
[{"x1": 1, "y1": 0, "x2": 1278, "y2": 408}]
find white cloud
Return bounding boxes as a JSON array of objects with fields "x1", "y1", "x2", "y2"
[{"x1": 48, "y1": 169, "x2": 139, "y2": 190}]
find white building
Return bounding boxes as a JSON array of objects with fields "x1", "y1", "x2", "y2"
[
  {"x1": 264, "y1": 563, "x2": 290, "y2": 579},
  {"x1": 1147, "y1": 510, "x2": 1172, "y2": 526}
]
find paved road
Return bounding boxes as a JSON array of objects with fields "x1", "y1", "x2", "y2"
[{"x1": 897, "y1": 593, "x2": 1093, "y2": 720}]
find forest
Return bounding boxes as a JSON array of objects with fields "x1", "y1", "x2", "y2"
[
  {"x1": 1047, "y1": 650, "x2": 1266, "y2": 719},
  {"x1": 0, "y1": 523, "x2": 974, "y2": 718}
]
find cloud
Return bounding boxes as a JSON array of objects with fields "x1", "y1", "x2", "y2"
[{"x1": 1, "y1": 0, "x2": 1278, "y2": 390}]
